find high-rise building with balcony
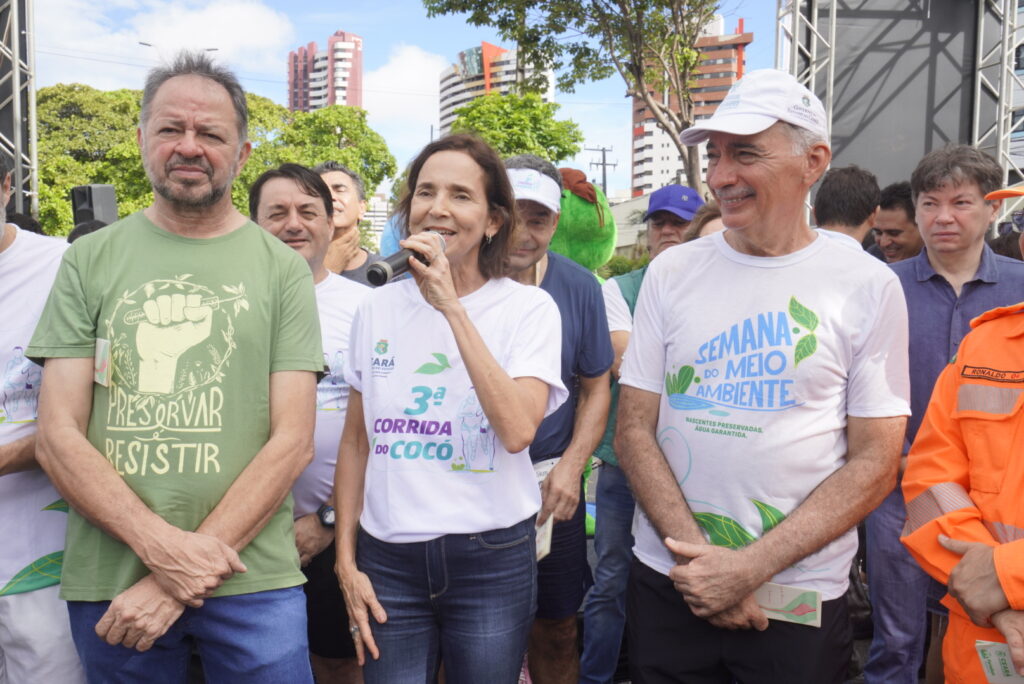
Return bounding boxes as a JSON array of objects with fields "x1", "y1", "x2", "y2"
[
  {"x1": 631, "y1": 17, "x2": 753, "y2": 196},
  {"x1": 288, "y1": 31, "x2": 364, "y2": 112},
  {"x1": 438, "y1": 42, "x2": 555, "y2": 135}
]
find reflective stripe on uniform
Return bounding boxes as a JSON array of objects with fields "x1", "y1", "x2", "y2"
[
  {"x1": 957, "y1": 384, "x2": 1023, "y2": 414},
  {"x1": 985, "y1": 520, "x2": 1024, "y2": 544},
  {"x1": 903, "y1": 481, "x2": 975, "y2": 536}
]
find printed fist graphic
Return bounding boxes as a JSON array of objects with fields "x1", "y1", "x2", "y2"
[{"x1": 136, "y1": 293, "x2": 213, "y2": 394}]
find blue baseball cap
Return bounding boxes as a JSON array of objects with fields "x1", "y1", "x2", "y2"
[{"x1": 643, "y1": 184, "x2": 704, "y2": 222}]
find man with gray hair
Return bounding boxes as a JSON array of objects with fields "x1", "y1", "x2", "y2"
[
  {"x1": 0, "y1": 157, "x2": 86, "y2": 681},
  {"x1": 615, "y1": 69, "x2": 910, "y2": 682},
  {"x1": 505, "y1": 154, "x2": 613, "y2": 684},
  {"x1": 28, "y1": 52, "x2": 323, "y2": 681},
  {"x1": 314, "y1": 161, "x2": 382, "y2": 285}
]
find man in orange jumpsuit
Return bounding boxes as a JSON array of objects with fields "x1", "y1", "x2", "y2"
[{"x1": 902, "y1": 188, "x2": 1024, "y2": 683}]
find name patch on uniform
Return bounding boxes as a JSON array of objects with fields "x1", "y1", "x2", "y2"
[{"x1": 961, "y1": 366, "x2": 1024, "y2": 383}]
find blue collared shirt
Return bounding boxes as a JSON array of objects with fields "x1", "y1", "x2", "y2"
[{"x1": 891, "y1": 244, "x2": 1024, "y2": 448}]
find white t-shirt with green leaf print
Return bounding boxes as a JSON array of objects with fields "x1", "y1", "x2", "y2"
[
  {"x1": 619, "y1": 230, "x2": 910, "y2": 600},
  {"x1": 346, "y1": 277, "x2": 568, "y2": 544},
  {"x1": 0, "y1": 228, "x2": 69, "y2": 597}
]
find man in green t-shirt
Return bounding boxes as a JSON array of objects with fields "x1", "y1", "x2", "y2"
[{"x1": 27, "y1": 51, "x2": 323, "y2": 682}]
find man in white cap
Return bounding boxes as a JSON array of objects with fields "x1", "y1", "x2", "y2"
[
  {"x1": 504, "y1": 154, "x2": 613, "y2": 684},
  {"x1": 614, "y1": 69, "x2": 911, "y2": 682}
]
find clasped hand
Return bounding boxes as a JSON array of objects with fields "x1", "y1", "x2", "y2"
[
  {"x1": 142, "y1": 528, "x2": 246, "y2": 607},
  {"x1": 95, "y1": 575, "x2": 185, "y2": 652},
  {"x1": 940, "y1": 535, "x2": 1008, "y2": 627},
  {"x1": 665, "y1": 537, "x2": 768, "y2": 631}
]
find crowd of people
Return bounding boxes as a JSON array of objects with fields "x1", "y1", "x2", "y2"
[{"x1": 3, "y1": 50, "x2": 1024, "y2": 684}]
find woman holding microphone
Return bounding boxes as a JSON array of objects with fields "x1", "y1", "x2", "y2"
[{"x1": 334, "y1": 134, "x2": 567, "y2": 684}]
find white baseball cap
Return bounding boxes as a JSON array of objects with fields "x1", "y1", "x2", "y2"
[
  {"x1": 680, "y1": 69, "x2": 828, "y2": 145},
  {"x1": 507, "y1": 168, "x2": 562, "y2": 214}
]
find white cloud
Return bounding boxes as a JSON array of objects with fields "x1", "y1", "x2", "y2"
[
  {"x1": 35, "y1": 0, "x2": 294, "y2": 95},
  {"x1": 362, "y1": 44, "x2": 448, "y2": 172}
]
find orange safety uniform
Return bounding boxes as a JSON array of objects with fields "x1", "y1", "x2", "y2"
[{"x1": 902, "y1": 302, "x2": 1024, "y2": 684}]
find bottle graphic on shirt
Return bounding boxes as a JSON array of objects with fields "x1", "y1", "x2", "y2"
[
  {"x1": 318, "y1": 351, "x2": 347, "y2": 410},
  {"x1": 456, "y1": 392, "x2": 495, "y2": 471},
  {"x1": 1, "y1": 346, "x2": 41, "y2": 423}
]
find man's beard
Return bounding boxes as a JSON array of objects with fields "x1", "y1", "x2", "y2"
[{"x1": 146, "y1": 155, "x2": 235, "y2": 210}]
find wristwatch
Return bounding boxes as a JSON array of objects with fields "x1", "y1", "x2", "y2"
[{"x1": 316, "y1": 504, "x2": 336, "y2": 528}]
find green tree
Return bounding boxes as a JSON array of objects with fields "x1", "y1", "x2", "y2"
[
  {"x1": 36, "y1": 84, "x2": 146, "y2": 234},
  {"x1": 233, "y1": 103, "x2": 397, "y2": 211},
  {"x1": 424, "y1": 0, "x2": 719, "y2": 193},
  {"x1": 450, "y1": 92, "x2": 583, "y2": 162},
  {"x1": 36, "y1": 84, "x2": 396, "y2": 235}
]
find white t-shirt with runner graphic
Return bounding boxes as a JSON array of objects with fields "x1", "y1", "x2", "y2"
[
  {"x1": 347, "y1": 277, "x2": 567, "y2": 543},
  {"x1": 292, "y1": 272, "x2": 370, "y2": 518},
  {"x1": 0, "y1": 228, "x2": 69, "y2": 596},
  {"x1": 620, "y1": 230, "x2": 910, "y2": 599}
]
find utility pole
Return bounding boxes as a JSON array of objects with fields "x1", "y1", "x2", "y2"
[{"x1": 586, "y1": 146, "x2": 616, "y2": 196}]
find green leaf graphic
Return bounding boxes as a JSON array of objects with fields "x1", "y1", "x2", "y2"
[
  {"x1": 414, "y1": 353, "x2": 452, "y2": 375},
  {"x1": 42, "y1": 498, "x2": 69, "y2": 513},
  {"x1": 665, "y1": 365, "x2": 696, "y2": 395},
  {"x1": 0, "y1": 551, "x2": 63, "y2": 596},
  {"x1": 694, "y1": 512, "x2": 756, "y2": 549},
  {"x1": 788, "y1": 297, "x2": 819, "y2": 331},
  {"x1": 794, "y1": 334, "x2": 818, "y2": 366},
  {"x1": 751, "y1": 499, "x2": 786, "y2": 533}
]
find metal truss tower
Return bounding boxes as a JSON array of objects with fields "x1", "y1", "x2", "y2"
[
  {"x1": 776, "y1": 0, "x2": 1024, "y2": 219},
  {"x1": 775, "y1": 0, "x2": 837, "y2": 140},
  {"x1": 972, "y1": 0, "x2": 1024, "y2": 189},
  {"x1": 0, "y1": 0, "x2": 36, "y2": 216}
]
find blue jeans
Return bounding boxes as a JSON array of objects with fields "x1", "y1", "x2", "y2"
[
  {"x1": 864, "y1": 487, "x2": 930, "y2": 684},
  {"x1": 357, "y1": 517, "x2": 536, "y2": 684},
  {"x1": 580, "y1": 463, "x2": 636, "y2": 684},
  {"x1": 67, "y1": 585, "x2": 313, "y2": 684}
]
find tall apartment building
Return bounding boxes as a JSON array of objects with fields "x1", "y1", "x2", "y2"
[
  {"x1": 288, "y1": 31, "x2": 364, "y2": 112},
  {"x1": 631, "y1": 17, "x2": 753, "y2": 196},
  {"x1": 438, "y1": 42, "x2": 555, "y2": 135}
]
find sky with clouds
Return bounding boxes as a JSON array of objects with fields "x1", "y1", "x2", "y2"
[{"x1": 34, "y1": 0, "x2": 776, "y2": 196}]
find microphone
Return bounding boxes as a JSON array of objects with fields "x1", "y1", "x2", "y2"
[{"x1": 365, "y1": 232, "x2": 446, "y2": 287}]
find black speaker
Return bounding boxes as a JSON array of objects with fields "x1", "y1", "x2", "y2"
[{"x1": 70, "y1": 184, "x2": 118, "y2": 226}]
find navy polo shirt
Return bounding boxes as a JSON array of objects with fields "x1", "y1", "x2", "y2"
[
  {"x1": 891, "y1": 244, "x2": 1024, "y2": 448},
  {"x1": 531, "y1": 251, "x2": 614, "y2": 460}
]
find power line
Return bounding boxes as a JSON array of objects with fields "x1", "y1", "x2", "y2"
[{"x1": 586, "y1": 145, "x2": 617, "y2": 195}]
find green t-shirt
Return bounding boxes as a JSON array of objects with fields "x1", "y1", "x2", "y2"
[{"x1": 27, "y1": 212, "x2": 324, "y2": 601}]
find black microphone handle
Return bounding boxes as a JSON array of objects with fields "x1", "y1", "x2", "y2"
[{"x1": 365, "y1": 248, "x2": 429, "y2": 287}]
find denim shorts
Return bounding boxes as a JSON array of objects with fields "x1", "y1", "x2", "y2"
[
  {"x1": 67, "y1": 585, "x2": 312, "y2": 683},
  {"x1": 357, "y1": 516, "x2": 537, "y2": 684}
]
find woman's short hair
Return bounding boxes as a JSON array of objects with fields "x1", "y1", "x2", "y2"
[
  {"x1": 682, "y1": 200, "x2": 722, "y2": 242},
  {"x1": 396, "y1": 134, "x2": 514, "y2": 280}
]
